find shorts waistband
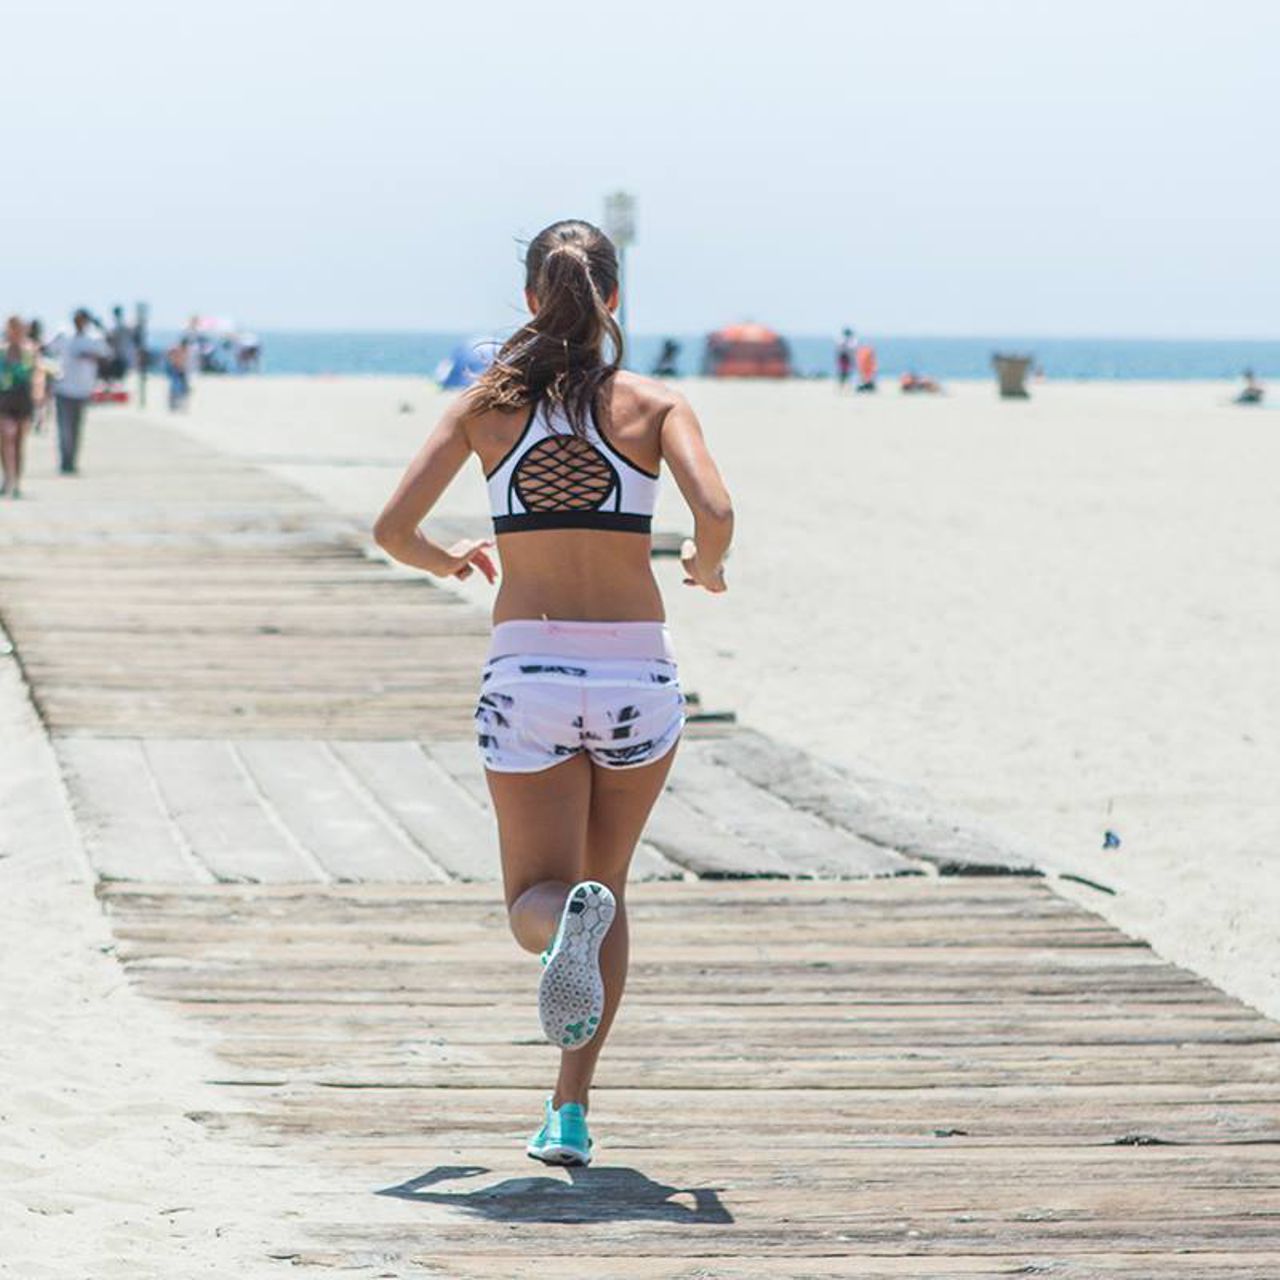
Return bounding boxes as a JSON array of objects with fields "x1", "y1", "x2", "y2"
[{"x1": 488, "y1": 620, "x2": 675, "y2": 663}]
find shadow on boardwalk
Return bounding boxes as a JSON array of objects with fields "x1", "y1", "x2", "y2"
[{"x1": 377, "y1": 1163, "x2": 733, "y2": 1225}]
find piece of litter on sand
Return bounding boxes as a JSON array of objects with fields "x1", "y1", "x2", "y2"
[{"x1": 1102, "y1": 829, "x2": 1121, "y2": 850}]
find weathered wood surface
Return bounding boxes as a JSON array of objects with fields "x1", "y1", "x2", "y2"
[
  {"x1": 99, "y1": 878, "x2": 1280, "y2": 1277},
  {"x1": 0, "y1": 413, "x2": 1040, "y2": 884},
  {"x1": 0, "y1": 418, "x2": 488, "y2": 738},
  {"x1": 60, "y1": 735, "x2": 923, "y2": 884}
]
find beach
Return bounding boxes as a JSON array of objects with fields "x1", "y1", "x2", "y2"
[
  {"x1": 157, "y1": 373, "x2": 1280, "y2": 1019},
  {"x1": 2, "y1": 369, "x2": 1278, "y2": 1273}
]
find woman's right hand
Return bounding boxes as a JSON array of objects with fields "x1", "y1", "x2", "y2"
[
  {"x1": 680, "y1": 538, "x2": 727, "y2": 593},
  {"x1": 443, "y1": 538, "x2": 498, "y2": 584}
]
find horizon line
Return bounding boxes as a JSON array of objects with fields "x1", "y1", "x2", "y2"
[{"x1": 150, "y1": 327, "x2": 1280, "y2": 344}]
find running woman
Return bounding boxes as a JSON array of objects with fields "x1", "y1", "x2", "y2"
[
  {"x1": 0, "y1": 316, "x2": 37, "y2": 498},
  {"x1": 375, "y1": 219, "x2": 733, "y2": 1167}
]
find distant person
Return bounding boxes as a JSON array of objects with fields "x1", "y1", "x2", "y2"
[
  {"x1": 900, "y1": 370, "x2": 942, "y2": 394},
  {"x1": 165, "y1": 338, "x2": 192, "y2": 411},
  {"x1": 836, "y1": 327, "x2": 856, "y2": 391},
  {"x1": 855, "y1": 339, "x2": 878, "y2": 392},
  {"x1": 182, "y1": 316, "x2": 205, "y2": 384},
  {"x1": 650, "y1": 338, "x2": 680, "y2": 378},
  {"x1": 1236, "y1": 368, "x2": 1264, "y2": 405},
  {"x1": 0, "y1": 316, "x2": 37, "y2": 498},
  {"x1": 44, "y1": 308, "x2": 109, "y2": 475},
  {"x1": 236, "y1": 333, "x2": 261, "y2": 373},
  {"x1": 27, "y1": 319, "x2": 50, "y2": 434},
  {"x1": 105, "y1": 305, "x2": 135, "y2": 383}
]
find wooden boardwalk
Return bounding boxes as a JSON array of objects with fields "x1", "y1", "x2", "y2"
[
  {"x1": 103, "y1": 878, "x2": 1280, "y2": 1277},
  {"x1": 4, "y1": 411, "x2": 1280, "y2": 1275},
  {"x1": 0, "y1": 414, "x2": 1029, "y2": 884}
]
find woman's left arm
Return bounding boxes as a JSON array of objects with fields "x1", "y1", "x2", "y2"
[{"x1": 373, "y1": 398, "x2": 497, "y2": 583}]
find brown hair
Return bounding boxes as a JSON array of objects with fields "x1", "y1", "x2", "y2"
[{"x1": 468, "y1": 219, "x2": 623, "y2": 435}]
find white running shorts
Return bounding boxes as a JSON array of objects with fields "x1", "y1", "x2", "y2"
[{"x1": 475, "y1": 620, "x2": 684, "y2": 774}]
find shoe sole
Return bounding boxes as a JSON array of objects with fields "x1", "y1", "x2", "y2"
[
  {"x1": 526, "y1": 1143, "x2": 592, "y2": 1167},
  {"x1": 539, "y1": 881, "x2": 615, "y2": 1051}
]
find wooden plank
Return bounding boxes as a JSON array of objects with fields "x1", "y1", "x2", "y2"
[
  {"x1": 329, "y1": 741, "x2": 495, "y2": 881},
  {"x1": 232, "y1": 741, "x2": 447, "y2": 883},
  {"x1": 235, "y1": 1255, "x2": 1280, "y2": 1280},
  {"x1": 142, "y1": 739, "x2": 321, "y2": 883},
  {"x1": 711, "y1": 729, "x2": 1042, "y2": 875},
  {"x1": 55, "y1": 738, "x2": 205, "y2": 882},
  {"x1": 668, "y1": 745, "x2": 918, "y2": 877},
  {"x1": 645, "y1": 785, "x2": 806, "y2": 877}
]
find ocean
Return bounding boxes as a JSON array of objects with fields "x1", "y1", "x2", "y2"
[{"x1": 161, "y1": 331, "x2": 1280, "y2": 382}]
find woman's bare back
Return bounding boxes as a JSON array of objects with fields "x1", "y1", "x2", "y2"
[{"x1": 465, "y1": 371, "x2": 679, "y2": 623}]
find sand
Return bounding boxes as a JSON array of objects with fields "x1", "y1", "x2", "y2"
[
  {"x1": 0, "y1": 629, "x2": 307, "y2": 1275},
  {"x1": 151, "y1": 372, "x2": 1280, "y2": 1021}
]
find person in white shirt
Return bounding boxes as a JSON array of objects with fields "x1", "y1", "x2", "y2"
[{"x1": 44, "y1": 309, "x2": 109, "y2": 474}]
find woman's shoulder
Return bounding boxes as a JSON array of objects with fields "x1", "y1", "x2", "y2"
[{"x1": 609, "y1": 370, "x2": 686, "y2": 421}]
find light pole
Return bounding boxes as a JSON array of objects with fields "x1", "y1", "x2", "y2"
[{"x1": 603, "y1": 191, "x2": 636, "y2": 364}]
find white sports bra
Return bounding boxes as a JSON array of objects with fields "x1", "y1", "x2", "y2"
[{"x1": 485, "y1": 397, "x2": 659, "y2": 535}]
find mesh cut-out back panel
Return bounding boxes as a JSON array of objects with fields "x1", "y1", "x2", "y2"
[{"x1": 512, "y1": 435, "x2": 618, "y2": 512}]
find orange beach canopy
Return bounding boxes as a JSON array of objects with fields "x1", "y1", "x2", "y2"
[{"x1": 702, "y1": 322, "x2": 792, "y2": 378}]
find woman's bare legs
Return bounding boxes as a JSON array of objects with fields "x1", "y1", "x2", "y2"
[
  {"x1": 555, "y1": 747, "x2": 676, "y2": 1106},
  {"x1": 11, "y1": 419, "x2": 27, "y2": 494},
  {"x1": 489, "y1": 752, "x2": 592, "y2": 951},
  {"x1": 0, "y1": 419, "x2": 17, "y2": 493},
  {"x1": 486, "y1": 744, "x2": 678, "y2": 1109}
]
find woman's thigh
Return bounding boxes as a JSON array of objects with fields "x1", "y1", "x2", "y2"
[
  {"x1": 584, "y1": 746, "x2": 679, "y2": 888},
  {"x1": 486, "y1": 752, "x2": 592, "y2": 908}
]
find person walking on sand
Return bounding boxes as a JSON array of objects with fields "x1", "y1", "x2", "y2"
[
  {"x1": 855, "y1": 337, "x2": 878, "y2": 392},
  {"x1": 0, "y1": 317, "x2": 37, "y2": 498},
  {"x1": 375, "y1": 219, "x2": 733, "y2": 1167},
  {"x1": 45, "y1": 308, "x2": 109, "y2": 474},
  {"x1": 836, "y1": 327, "x2": 856, "y2": 391}
]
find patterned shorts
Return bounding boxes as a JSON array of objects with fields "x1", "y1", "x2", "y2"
[{"x1": 475, "y1": 621, "x2": 684, "y2": 774}]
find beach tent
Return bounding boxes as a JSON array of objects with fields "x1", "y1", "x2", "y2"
[
  {"x1": 437, "y1": 338, "x2": 498, "y2": 389},
  {"x1": 701, "y1": 323, "x2": 792, "y2": 378}
]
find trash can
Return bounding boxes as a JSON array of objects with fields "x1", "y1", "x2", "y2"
[{"x1": 992, "y1": 353, "x2": 1033, "y2": 399}]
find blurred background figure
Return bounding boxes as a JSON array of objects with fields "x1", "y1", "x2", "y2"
[
  {"x1": 165, "y1": 337, "x2": 192, "y2": 411},
  {"x1": 900, "y1": 369, "x2": 942, "y2": 394},
  {"x1": 26, "y1": 319, "x2": 50, "y2": 433},
  {"x1": 651, "y1": 337, "x2": 681, "y2": 378},
  {"x1": 1236, "y1": 368, "x2": 1264, "y2": 405},
  {"x1": 836, "y1": 327, "x2": 856, "y2": 391},
  {"x1": 0, "y1": 315, "x2": 37, "y2": 497},
  {"x1": 855, "y1": 337, "x2": 878, "y2": 392},
  {"x1": 45, "y1": 308, "x2": 109, "y2": 474},
  {"x1": 236, "y1": 333, "x2": 262, "y2": 373},
  {"x1": 104, "y1": 305, "x2": 137, "y2": 384}
]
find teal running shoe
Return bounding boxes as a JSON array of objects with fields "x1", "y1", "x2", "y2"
[
  {"x1": 526, "y1": 1096, "x2": 593, "y2": 1167},
  {"x1": 539, "y1": 880, "x2": 615, "y2": 1050}
]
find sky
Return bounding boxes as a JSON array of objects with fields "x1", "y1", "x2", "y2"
[{"x1": 6, "y1": 0, "x2": 1276, "y2": 337}]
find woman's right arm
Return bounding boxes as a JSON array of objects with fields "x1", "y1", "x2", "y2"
[
  {"x1": 373, "y1": 398, "x2": 497, "y2": 583},
  {"x1": 659, "y1": 394, "x2": 733, "y2": 593}
]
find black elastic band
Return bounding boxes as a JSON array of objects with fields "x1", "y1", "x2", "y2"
[{"x1": 493, "y1": 511, "x2": 652, "y2": 535}]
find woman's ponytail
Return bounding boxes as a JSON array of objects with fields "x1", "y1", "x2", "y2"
[{"x1": 469, "y1": 220, "x2": 623, "y2": 436}]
